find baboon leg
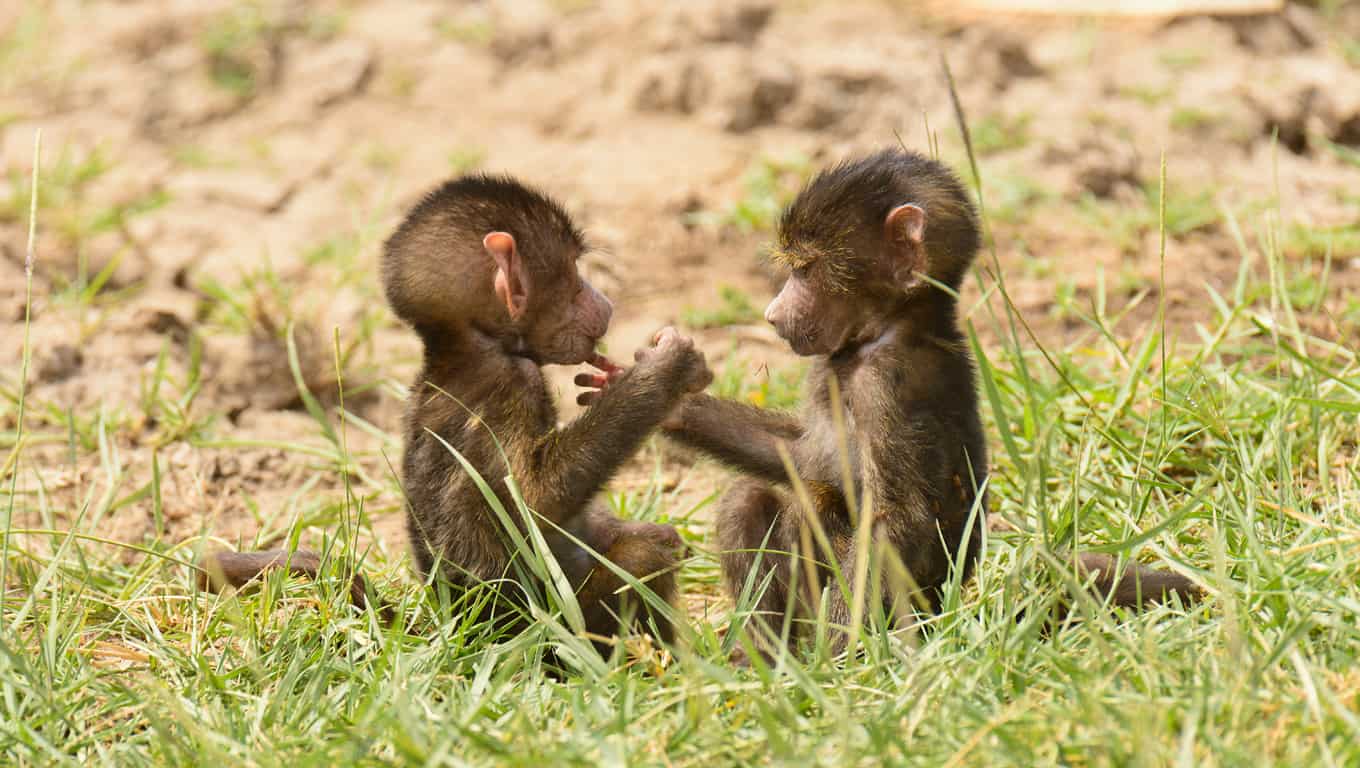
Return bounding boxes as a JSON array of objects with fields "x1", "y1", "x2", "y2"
[
  {"x1": 565, "y1": 507, "x2": 683, "y2": 647},
  {"x1": 715, "y1": 479, "x2": 805, "y2": 657}
]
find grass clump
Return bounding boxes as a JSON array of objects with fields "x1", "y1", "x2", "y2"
[
  {"x1": 970, "y1": 111, "x2": 1033, "y2": 155},
  {"x1": 1079, "y1": 181, "x2": 1219, "y2": 252}
]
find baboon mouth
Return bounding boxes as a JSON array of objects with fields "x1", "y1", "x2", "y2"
[{"x1": 784, "y1": 332, "x2": 821, "y2": 356}]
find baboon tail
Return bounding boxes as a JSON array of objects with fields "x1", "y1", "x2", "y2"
[
  {"x1": 199, "y1": 548, "x2": 388, "y2": 619},
  {"x1": 1072, "y1": 553, "x2": 1202, "y2": 609}
]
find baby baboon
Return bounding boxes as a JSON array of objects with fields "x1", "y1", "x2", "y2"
[
  {"x1": 655, "y1": 148, "x2": 1200, "y2": 654},
  {"x1": 206, "y1": 174, "x2": 710, "y2": 645}
]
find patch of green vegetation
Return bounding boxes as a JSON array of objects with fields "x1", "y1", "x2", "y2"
[
  {"x1": 711, "y1": 153, "x2": 813, "y2": 233},
  {"x1": 1169, "y1": 106, "x2": 1217, "y2": 131},
  {"x1": 1119, "y1": 83, "x2": 1171, "y2": 106},
  {"x1": 1280, "y1": 221, "x2": 1360, "y2": 259},
  {"x1": 985, "y1": 171, "x2": 1051, "y2": 226},
  {"x1": 434, "y1": 17, "x2": 495, "y2": 46},
  {"x1": 549, "y1": 0, "x2": 598, "y2": 13},
  {"x1": 682, "y1": 284, "x2": 763, "y2": 329},
  {"x1": 363, "y1": 143, "x2": 401, "y2": 173},
  {"x1": 1156, "y1": 184, "x2": 1219, "y2": 236},
  {"x1": 1, "y1": 144, "x2": 168, "y2": 303},
  {"x1": 0, "y1": 145, "x2": 108, "y2": 227},
  {"x1": 709, "y1": 349, "x2": 806, "y2": 411},
  {"x1": 201, "y1": 4, "x2": 278, "y2": 98},
  {"x1": 200, "y1": 3, "x2": 339, "y2": 99},
  {"x1": 0, "y1": 4, "x2": 50, "y2": 90},
  {"x1": 448, "y1": 146, "x2": 487, "y2": 176},
  {"x1": 1048, "y1": 274, "x2": 1079, "y2": 321},
  {"x1": 303, "y1": 10, "x2": 347, "y2": 41},
  {"x1": 379, "y1": 64, "x2": 420, "y2": 101},
  {"x1": 170, "y1": 143, "x2": 230, "y2": 169},
  {"x1": 1079, "y1": 181, "x2": 1219, "y2": 252},
  {"x1": 1342, "y1": 36, "x2": 1360, "y2": 68},
  {"x1": 970, "y1": 111, "x2": 1033, "y2": 156},
  {"x1": 1318, "y1": 133, "x2": 1360, "y2": 169},
  {"x1": 1159, "y1": 48, "x2": 1205, "y2": 72}
]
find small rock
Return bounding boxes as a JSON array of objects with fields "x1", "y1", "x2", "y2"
[
  {"x1": 487, "y1": 0, "x2": 556, "y2": 66},
  {"x1": 647, "y1": 0, "x2": 775, "y2": 49},
  {"x1": 211, "y1": 455, "x2": 242, "y2": 480},
  {"x1": 1044, "y1": 136, "x2": 1141, "y2": 199},
  {"x1": 631, "y1": 55, "x2": 708, "y2": 114},
  {"x1": 787, "y1": 78, "x2": 854, "y2": 131},
  {"x1": 694, "y1": 1, "x2": 775, "y2": 45},
  {"x1": 1219, "y1": 9, "x2": 1317, "y2": 55},
  {"x1": 37, "y1": 344, "x2": 83, "y2": 384},
  {"x1": 1241, "y1": 58, "x2": 1360, "y2": 153},
  {"x1": 133, "y1": 289, "x2": 199, "y2": 343},
  {"x1": 718, "y1": 57, "x2": 799, "y2": 133},
  {"x1": 952, "y1": 28, "x2": 1043, "y2": 92}
]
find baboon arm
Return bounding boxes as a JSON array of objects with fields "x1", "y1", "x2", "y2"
[
  {"x1": 664, "y1": 394, "x2": 803, "y2": 484},
  {"x1": 525, "y1": 367, "x2": 685, "y2": 520}
]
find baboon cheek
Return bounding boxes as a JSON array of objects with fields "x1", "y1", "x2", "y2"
[{"x1": 767, "y1": 278, "x2": 839, "y2": 353}]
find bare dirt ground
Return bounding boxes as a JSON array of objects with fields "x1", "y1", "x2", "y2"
[{"x1": 3, "y1": 0, "x2": 1359, "y2": 605}]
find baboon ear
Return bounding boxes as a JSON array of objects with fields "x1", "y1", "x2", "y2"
[
  {"x1": 484, "y1": 231, "x2": 528, "y2": 321},
  {"x1": 884, "y1": 204, "x2": 927, "y2": 290}
]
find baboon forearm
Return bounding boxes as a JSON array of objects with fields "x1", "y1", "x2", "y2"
[
  {"x1": 665, "y1": 395, "x2": 802, "y2": 483},
  {"x1": 529, "y1": 368, "x2": 686, "y2": 517},
  {"x1": 680, "y1": 394, "x2": 803, "y2": 439}
]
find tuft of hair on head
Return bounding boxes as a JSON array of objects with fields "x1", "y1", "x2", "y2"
[
  {"x1": 775, "y1": 148, "x2": 981, "y2": 291},
  {"x1": 381, "y1": 174, "x2": 586, "y2": 335},
  {"x1": 397, "y1": 173, "x2": 585, "y2": 268}
]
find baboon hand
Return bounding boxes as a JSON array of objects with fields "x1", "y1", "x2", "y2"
[
  {"x1": 636, "y1": 327, "x2": 712, "y2": 395},
  {"x1": 574, "y1": 353, "x2": 624, "y2": 406}
]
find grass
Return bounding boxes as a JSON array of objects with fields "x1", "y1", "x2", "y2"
[
  {"x1": 1079, "y1": 181, "x2": 1220, "y2": 253},
  {"x1": 448, "y1": 147, "x2": 487, "y2": 176},
  {"x1": 704, "y1": 154, "x2": 813, "y2": 234},
  {"x1": 709, "y1": 350, "x2": 805, "y2": 412},
  {"x1": 969, "y1": 112, "x2": 1033, "y2": 156},
  {"x1": 4, "y1": 75, "x2": 1360, "y2": 768},
  {"x1": 200, "y1": 2, "x2": 343, "y2": 100},
  {"x1": 1170, "y1": 106, "x2": 1218, "y2": 132},
  {"x1": 681, "y1": 285, "x2": 763, "y2": 329}
]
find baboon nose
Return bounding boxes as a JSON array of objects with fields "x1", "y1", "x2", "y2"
[
  {"x1": 601, "y1": 295, "x2": 614, "y2": 327},
  {"x1": 586, "y1": 287, "x2": 613, "y2": 337}
]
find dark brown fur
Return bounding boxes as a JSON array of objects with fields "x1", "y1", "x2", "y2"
[
  {"x1": 204, "y1": 175, "x2": 711, "y2": 647},
  {"x1": 661, "y1": 149, "x2": 1201, "y2": 656},
  {"x1": 387, "y1": 175, "x2": 707, "y2": 645}
]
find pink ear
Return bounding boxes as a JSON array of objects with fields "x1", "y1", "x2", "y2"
[
  {"x1": 885, "y1": 204, "x2": 926, "y2": 245},
  {"x1": 484, "y1": 231, "x2": 528, "y2": 320},
  {"x1": 884, "y1": 204, "x2": 927, "y2": 289}
]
